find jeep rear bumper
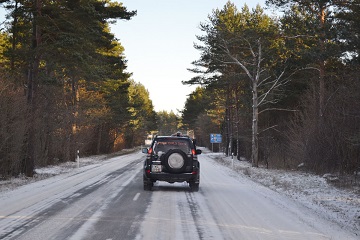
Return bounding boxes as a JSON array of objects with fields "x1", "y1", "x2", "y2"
[{"x1": 145, "y1": 172, "x2": 199, "y2": 183}]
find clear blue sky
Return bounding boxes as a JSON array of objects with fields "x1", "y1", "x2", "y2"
[{"x1": 113, "y1": 0, "x2": 267, "y2": 113}]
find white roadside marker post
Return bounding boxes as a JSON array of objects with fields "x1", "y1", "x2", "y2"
[
  {"x1": 77, "y1": 150, "x2": 80, "y2": 168},
  {"x1": 232, "y1": 153, "x2": 234, "y2": 169}
]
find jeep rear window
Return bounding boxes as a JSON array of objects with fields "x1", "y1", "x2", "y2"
[{"x1": 153, "y1": 139, "x2": 191, "y2": 154}]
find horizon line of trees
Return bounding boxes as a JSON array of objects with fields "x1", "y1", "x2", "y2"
[{"x1": 181, "y1": 0, "x2": 360, "y2": 175}]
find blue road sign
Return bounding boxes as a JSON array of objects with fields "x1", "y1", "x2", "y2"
[{"x1": 210, "y1": 134, "x2": 222, "y2": 143}]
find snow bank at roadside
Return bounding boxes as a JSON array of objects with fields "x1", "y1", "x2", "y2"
[
  {"x1": 205, "y1": 150, "x2": 360, "y2": 236},
  {"x1": 0, "y1": 149, "x2": 136, "y2": 193}
]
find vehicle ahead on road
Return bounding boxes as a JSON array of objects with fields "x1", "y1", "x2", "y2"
[
  {"x1": 144, "y1": 134, "x2": 153, "y2": 146},
  {"x1": 142, "y1": 133, "x2": 202, "y2": 191}
]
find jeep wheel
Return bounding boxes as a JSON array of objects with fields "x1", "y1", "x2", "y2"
[
  {"x1": 189, "y1": 182, "x2": 199, "y2": 192},
  {"x1": 163, "y1": 149, "x2": 188, "y2": 173}
]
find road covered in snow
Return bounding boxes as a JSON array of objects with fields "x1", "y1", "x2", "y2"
[{"x1": 0, "y1": 149, "x2": 358, "y2": 239}]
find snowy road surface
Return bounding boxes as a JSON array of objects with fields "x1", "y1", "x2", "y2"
[{"x1": 0, "y1": 151, "x2": 357, "y2": 240}]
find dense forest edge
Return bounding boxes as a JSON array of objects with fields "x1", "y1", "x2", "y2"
[
  {"x1": 0, "y1": 0, "x2": 359, "y2": 186},
  {"x1": 181, "y1": 0, "x2": 360, "y2": 183},
  {"x1": 0, "y1": 0, "x2": 152, "y2": 177}
]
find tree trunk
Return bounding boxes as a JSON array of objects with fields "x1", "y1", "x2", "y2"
[
  {"x1": 229, "y1": 106, "x2": 233, "y2": 156},
  {"x1": 69, "y1": 77, "x2": 79, "y2": 161},
  {"x1": 251, "y1": 81, "x2": 259, "y2": 167},
  {"x1": 10, "y1": 1, "x2": 19, "y2": 70},
  {"x1": 225, "y1": 84, "x2": 231, "y2": 156},
  {"x1": 96, "y1": 124, "x2": 103, "y2": 155},
  {"x1": 318, "y1": 5, "x2": 326, "y2": 118},
  {"x1": 24, "y1": 0, "x2": 42, "y2": 177},
  {"x1": 234, "y1": 90, "x2": 240, "y2": 160}
]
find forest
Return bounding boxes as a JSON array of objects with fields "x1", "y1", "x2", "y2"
[
  {"x1": 181, "y1": 0, "x2": 360, "y2": 175},
  {"x1": 0, "y1": 0, "x2": 159, "y2": 177},
  {"x1": 0, "y1": 0, "x2": 359, "y2": 179}
]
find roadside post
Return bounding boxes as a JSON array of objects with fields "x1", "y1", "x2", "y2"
[
  {"x1": 77, "y1": 150, "x2": 80, "y2": 168},
  {"x1": 232, "y1": 153, "x2": 234, "y2": 169}
]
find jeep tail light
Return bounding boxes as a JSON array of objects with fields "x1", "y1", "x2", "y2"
[
  {"x1": 148, "y1": 148, "x2": 153, "y2": 154},
  {"x1": 191, "y1": 149, "x2": 196, "y2": 155}
]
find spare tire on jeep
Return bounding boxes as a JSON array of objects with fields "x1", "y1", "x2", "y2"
[{"x1": 162, "y1": 149, "x2": 188, "y2": 173}]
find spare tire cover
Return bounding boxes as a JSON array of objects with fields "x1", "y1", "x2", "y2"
[{"x1": 163, "y1": 149, "x2": 188, "y2": 173}]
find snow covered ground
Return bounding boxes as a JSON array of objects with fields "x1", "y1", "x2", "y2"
[
  {"x1": 0, "y1": 149, "x2": 134, "y2": 192},
  {"x1": 0, "y1": 149, "x2": 359, "y2": 237},
  {"x1": 206, "y1": 152, "x2": 360, "y2": 236}
]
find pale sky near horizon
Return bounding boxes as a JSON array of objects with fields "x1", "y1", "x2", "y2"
[
  {"x1": 0, "y1": 1, "x2": 268, "y2": 113},
  {"x1": 113, "y1": 0, "x2": 267, "y2": 113}
]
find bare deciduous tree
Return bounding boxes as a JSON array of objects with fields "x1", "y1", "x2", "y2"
[{"x1": 218, "y1": 36, "x2": 288, "y2": 167}]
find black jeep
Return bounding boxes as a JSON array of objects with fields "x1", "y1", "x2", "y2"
[{"x1": 142, "y1": 133, "x2": 202, "y2": 191}]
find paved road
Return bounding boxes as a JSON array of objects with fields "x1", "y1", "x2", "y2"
[{"x1": 0, "y1": 151, "x2": 356, "y2": 240}]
